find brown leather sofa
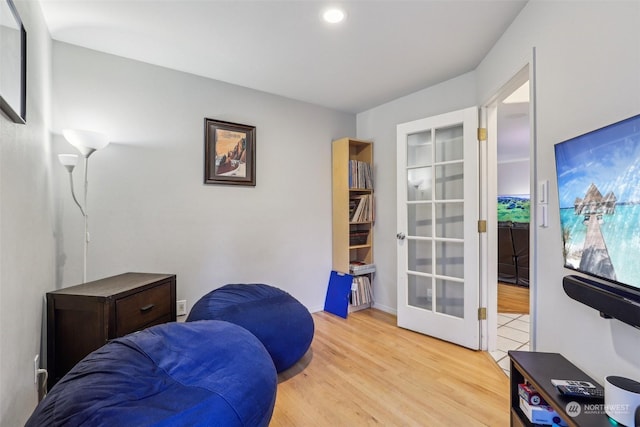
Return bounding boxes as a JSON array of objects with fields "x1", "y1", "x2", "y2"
[{"x1": 498, "y1": 221, "x2": 529, "y2": 287}]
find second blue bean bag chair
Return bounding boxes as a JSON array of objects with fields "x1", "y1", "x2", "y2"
[{"x1": 187, "y1": 283, "x2": 314, "y2": 372}]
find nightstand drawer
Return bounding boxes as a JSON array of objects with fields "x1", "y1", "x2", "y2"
[{"x1": 116, "y1": 281, "x2": 172, "y2": 335}]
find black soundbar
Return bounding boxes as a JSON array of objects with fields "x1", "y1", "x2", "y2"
[{"x1": 562, "y1": 275, "x2": 640, "y2": 329}]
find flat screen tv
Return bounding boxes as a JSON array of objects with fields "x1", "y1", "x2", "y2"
[
  {"x1": 497, "y1": 195, "x2": 530, "y2": 223},
  {"x1": 554, "y1": 113, "x2": 640, "y2": 295}
]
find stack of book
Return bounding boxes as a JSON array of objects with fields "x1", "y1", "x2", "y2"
[
  {"x1": 518, "y1": 382, "x2": 568, "y2": 426},
  {"x1": 349, "y1": 230, "x2": 368, "y2": 246},
  {"x1": 350, "y1": 276, "x2": 373, "y2": 307},
  {"x1": 349, "y1": 194, "x2": 373, "y2": 222},
  {"x1": 348, "y1": 160, "x2": 373, "y2": 189}
]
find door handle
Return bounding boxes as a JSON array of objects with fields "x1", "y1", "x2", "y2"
[{"x1": 396, "y1": 232, "x2": 406, "y2": 240}]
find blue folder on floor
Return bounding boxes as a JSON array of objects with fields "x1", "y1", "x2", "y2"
[{"x1": 324, "y1": 271, "x2": 353, "y2": 318}]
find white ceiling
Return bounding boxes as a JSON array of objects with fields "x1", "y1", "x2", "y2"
[{"x1": 39, "y1": 0, "x2": 528, "y2": 114}]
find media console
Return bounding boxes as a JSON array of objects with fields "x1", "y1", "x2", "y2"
[{"x1": 508, "y1": 351, "x2": 611, "y2": 427}]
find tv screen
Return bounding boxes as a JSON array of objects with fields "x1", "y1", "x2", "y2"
[
  {"x1": 497, "y1": 195, "x2": 530, "y2": 223},
  {"x1": 554, "y1": 114, "x2": 640, "y2": 291}
]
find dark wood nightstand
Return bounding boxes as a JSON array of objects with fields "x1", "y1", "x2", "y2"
[{"x1": 46, "y1": 272, "x2": 176, "y2": 390}]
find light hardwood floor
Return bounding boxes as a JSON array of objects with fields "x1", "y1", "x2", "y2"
[
  {"x1": 271, "y1": 309, "x2": 509, "y2": 426},
  {"x1": 497, "y1": 282, "x2": 530, "y2": 314}
]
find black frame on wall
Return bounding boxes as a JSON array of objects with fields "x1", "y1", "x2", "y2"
[{"x1": 0, "y1": 0, "x2": 27, "y2": 124}]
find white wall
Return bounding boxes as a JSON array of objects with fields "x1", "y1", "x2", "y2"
[
  {"x1": 498, "y1": 159, "x2": 529, "y2": 196},
  {"x1": 477, "y1": 0, "x2": 640, "y2": 383},
  {"x1": 52, "y1": 43, "x2": 355, "y2": 314},
  {"x1": 0, "y1": 1, "x2": 54, "y2": 425},
  {"x1": 356, "y1": 72, "x2": 477, "y2": 313}
]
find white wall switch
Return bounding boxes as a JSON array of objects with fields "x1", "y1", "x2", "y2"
[
  {"x1": 538, "y1": 204, "x2": 549, "y2": 228},
  {"x1": 538, "y1": 180, "x2": 549, "y2": 204}
]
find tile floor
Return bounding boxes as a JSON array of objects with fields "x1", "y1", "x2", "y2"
[{"x1": 490, "y1": 313, "x2": 530, "y2": 376}]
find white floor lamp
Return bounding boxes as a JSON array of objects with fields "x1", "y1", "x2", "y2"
[{"x1": 58, "y1": 129, "x2": 109, "y2": 283}]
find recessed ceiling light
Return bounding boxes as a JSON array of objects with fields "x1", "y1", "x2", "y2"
[{"x1": 323, "y1": 8, "x2": 345, "y2": 24}]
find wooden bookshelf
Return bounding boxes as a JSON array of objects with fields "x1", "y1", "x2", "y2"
[{"x1": 332, "y1": 137, "x2": 374, "y2": 311}]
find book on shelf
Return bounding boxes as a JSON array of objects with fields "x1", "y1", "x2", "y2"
[
  {"x1": 350, "y1": 275, "x2": 373, "y2": 307},
  {"x1": 349, "y1": 230, "x2": 369, "y2": 246},
  {"x1": 349, "y1": 262, "x2": 375, "y2": 275},
  {"x1": 349, "y1": 194, "x2": 373, "y2": 222},
  {"x1": 348, "y1": 160, "x2": 373, "y2": 190}
]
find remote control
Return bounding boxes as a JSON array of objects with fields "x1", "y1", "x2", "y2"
[
  {"x1": 551, "y1": 379, "x2": 604, "y2": 399},
  {"x1": 555, "y1": 385, "x2": 604, "y2": 399},
  {"x1": 551, "y1": 379, "x2": 596, "y2": 388}
]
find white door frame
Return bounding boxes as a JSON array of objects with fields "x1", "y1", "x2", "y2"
[{"x1": 480, "y1": 51, "x2": 538, "y2": 352}]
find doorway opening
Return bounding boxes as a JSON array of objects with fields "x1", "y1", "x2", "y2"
[{"x1": 487, "y1": 69, "x2": 532, "y2": 375}]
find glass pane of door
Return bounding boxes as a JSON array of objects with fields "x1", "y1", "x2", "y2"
[
  {"x1": 435, "y1": 125, "x2": 463, "y2": 162},
  {"x1": 435, "y1": 241, "x2": 464, "y2": 278},
  {"x1": 408, "y1": 274, "x2": 432, "y2": 311},
  {"x1": 436, "y1": 278, "x2": 464, "y2": 318},
  {"x1": 435, "y1": 163, "x2": 464, "y2": 200},
  {"x1": 408, "y1": 203, "x2": 432, "y2": 237},
  {"x1": 407, "y1": 167, "x2": 431, "y2": 201},
  {"x1": 408, "y1": 239, "x2": 432, "y2": 274},
  {"x1": 435, "y1": 202, "x2": 464, "y2": 238},
  {"x1": 407, "y1": 131, "x2": 432, "y2": 167}
]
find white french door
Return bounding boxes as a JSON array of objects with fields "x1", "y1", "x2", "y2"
[{"x1": 396, "y1": 107, "x2": 480, "y2": 350}]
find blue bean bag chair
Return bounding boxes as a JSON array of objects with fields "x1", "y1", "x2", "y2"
[
  {"x1": 187, "y1": 284, "x2": 314, "y2": 372},
  {"x1": 26, "y1": 321, "x2": 277, "y2": 427}
]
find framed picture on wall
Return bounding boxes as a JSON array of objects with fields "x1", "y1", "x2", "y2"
[
  {"x1": 0, "y1": 0, "x2": 27, "y2": 124},
  {"x1": 204, "y1": 118, "x2": 256, "y2": 186}
]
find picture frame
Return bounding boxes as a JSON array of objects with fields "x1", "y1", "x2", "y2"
[
  {"x1": 204, "y1": 118, "x2": 256, "y2": 186},
  {"x1": 0, "y1": 0, "x2": 27, "y2": 124}
]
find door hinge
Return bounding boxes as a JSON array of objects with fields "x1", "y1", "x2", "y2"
[
  {"x1": 477, "y1": 127, "x2": 487, "y2": 142},
  {"x1": 478, "y1": 307, "x2": 487, "y2": 320},
  {"x1": 477, "y1": 220, "x2": 487, "y2": 233}
]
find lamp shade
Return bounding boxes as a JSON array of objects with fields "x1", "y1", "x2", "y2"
[
  {"x1": 63, "y1": 129, "x2": 109, "y2": 157},
  {"x1": 58, "y1": 154, "x2": 79, "y2": 172}
]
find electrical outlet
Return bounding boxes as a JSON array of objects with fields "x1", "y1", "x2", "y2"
[
  {"x1": 34, "y1": 354, "x2": 39, "y2": 384},
  {"x1": 176, "y1": 300, "x2": 187, "y2": 316}
]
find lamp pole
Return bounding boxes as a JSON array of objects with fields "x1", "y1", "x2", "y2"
[
  {"x1": 60, "y1": 157, "x2": 89, "y2": 283},
  {"x1": 82, "y1": 155, "x2": 90, "y2": 283},
  {"x1": 59, "y1": 129, "x2": 109, "y2": 283}
]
